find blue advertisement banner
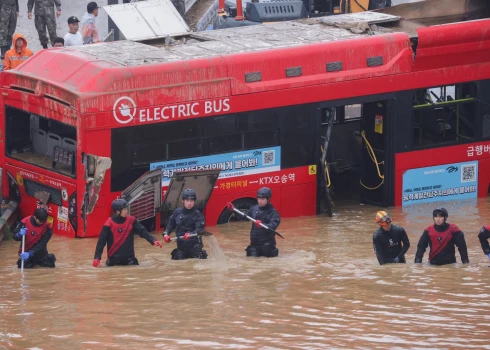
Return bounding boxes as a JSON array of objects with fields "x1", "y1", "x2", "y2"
[
  {"x1": 402, "y1": 161, "x2": 478, "y2": 206},
  {"x1": 150, "y1": 146, "x2": 281, "y2": 186}
]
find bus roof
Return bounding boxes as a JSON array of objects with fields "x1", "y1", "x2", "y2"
[
  {"x1": 2, "y1": 12, "x2": 490, "y2": 112},
  {"x1": 73, "y1": 12, "x2": 400, "y2": 66}
]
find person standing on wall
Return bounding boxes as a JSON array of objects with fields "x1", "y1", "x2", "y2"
[{"x1": 27, "y1": 0, "x2": 61, "y2": 49}]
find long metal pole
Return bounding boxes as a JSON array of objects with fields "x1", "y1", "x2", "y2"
[{"x1": 21, "y1": 235, "x2": 25, "y2": 272}]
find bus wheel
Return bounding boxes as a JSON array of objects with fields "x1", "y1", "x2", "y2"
[{"x1": 217, "y1": 197, "x2": 256, "y2": 225}]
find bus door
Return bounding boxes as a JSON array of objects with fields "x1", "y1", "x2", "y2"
[
  {"x1": 80, "y1": 154, "x2": 112, "y2": 236},
  {"x1": 158, "y1": 169, "x2": 221, "y2": 229},
  {"x1": 119, "y1": 168, "x2": 162, "y2": 230},
  {"x1": 360, "y1": 100, "x2": 388, "y2": 206}
]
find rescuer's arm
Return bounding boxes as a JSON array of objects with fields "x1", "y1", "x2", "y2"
[
  {"x1": 163, "y1": 213, "x2": 177, "y2": 236},
  {"x1": 12, "y1": 221, "x2": 26, "y2": 241},
  {"x1": 29, "y1": 228, "x2": 53, "y2": 255},
  {"x1": 267, "y1": 210, "x2": 281, "y2": 231},
  {"x1": 398, "y1": 228, "x2": 411, "y2": 259},
  {"x1": 414, "y1": 230, "x2": 429, "y2": 263},
  {"x1": 453, "y1": 230, "x2": 469, "y2": 264},
  {"x1": 94, "y1": 226, "x2": 110, "y2": 259},
  {"x1": 189, "y1": 211, "x2": 205, "y2": 236},
  {"x1": 133, "y1": 220, "x2": 156, "y2": 245},
  {"x1": 478, "y1": 226, "x2": 490, "y2": 255},
  {"x1": 373, "y1": 234, "x2": 385, "y2": 265}
]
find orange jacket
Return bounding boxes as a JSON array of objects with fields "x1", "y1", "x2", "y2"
[{"x1": 3, "y1": 34, "x2": 33, "y2": 71}]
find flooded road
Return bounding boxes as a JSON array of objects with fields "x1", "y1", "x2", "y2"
[{"x1": 1, "y1": 198, "x2": 490, "y2": 349}]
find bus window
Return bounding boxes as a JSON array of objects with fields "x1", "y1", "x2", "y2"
[
  {"x1": 208, "y1": 134, "x2": 243, "y2": 154},
  {"x1": 167, "y1": 139, "x2": 202, "y2": 160},
  {"x1": 244, "y1": 129, "x2": 278, "y2": 149},
  {"x1": 345, "y1": 104, "x2": 362, "y2": 121},
  {"x1": 5, "y1": 106, "x2": 77, "y2": 176},
  {"x1": 412, "y1": 83, "x2": 477, "y2": 147}
]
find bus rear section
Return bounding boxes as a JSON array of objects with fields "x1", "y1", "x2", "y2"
[{"x1": 1, "y1": 103, "x2": 79, "y2": 237}]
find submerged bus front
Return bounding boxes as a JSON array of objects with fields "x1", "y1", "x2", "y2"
[{"x1": 0, "y1": 80, "x2": 83, "y2": 237}]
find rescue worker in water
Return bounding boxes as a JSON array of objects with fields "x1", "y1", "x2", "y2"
[
  {"x1": 93, "y1": 199, "x2": 162, "y2": 267},
  {"x1": 415, "y1": 208, "x2": 469, "y2": 265},
  {"x1": 13, "y1": 207, "x2": 56, "y2": 268},
  {"x1": 372, "y1": 211, "x2": 410, "y2": 265},
  {"x1": 230, "y1": 187, "x2": 281, "y2": 258},
  {"x1": 477, "y1": 224, "x2": 490, "y2": 261},
  {"x1": 162, "y1": 188, "x2": 207, "y2": 260}
]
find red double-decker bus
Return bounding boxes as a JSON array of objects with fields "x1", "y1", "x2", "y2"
[{"x1": 1, "y1": 12, "x2": 490, "y2": 238}]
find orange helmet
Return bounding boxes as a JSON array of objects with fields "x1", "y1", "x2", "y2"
[{"x1": 376, "y1": 211, "x2": 392, "y2": 226}]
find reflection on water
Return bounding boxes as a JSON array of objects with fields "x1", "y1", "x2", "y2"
[{"x1": 1, "y1": 198, "x2": 490, "y2": 349}]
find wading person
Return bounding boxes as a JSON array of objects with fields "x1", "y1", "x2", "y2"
[
  {"x1": 232, "y1": 187, "x2": 281, "y2": 258},
  {"x1": 477, "y1": 225, "x2": 490, "y2": 261},
  {"x1": 373, "y1": 211, "x2": 410, "y2": 265},
  {"x1": 93, "y1": 199, "x2": 162, "y2": 267},
  {"x1": 415, "y1": 208, "x2": 469, "y2": 265},
  {"x1": 162, "y1": 189, "x2": 207, "y2": 260},
  {"x1": 13, "y1": 208, "x2": 56, "y2": 268}
]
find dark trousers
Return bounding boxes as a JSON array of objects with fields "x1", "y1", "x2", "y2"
[
  {"x1": 246, "y1": 244, "x2": 279, "y2": 258},
  {"x1": 17, "y1": 253, "x2": 56, "y2": 268}
]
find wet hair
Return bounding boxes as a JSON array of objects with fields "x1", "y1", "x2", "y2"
[
  {"x1": 34, "y1": 208, "x2": 48, "y2": 223},
  {"x1": 54, "y1": 37, "x2": 64, "y2": 46}
]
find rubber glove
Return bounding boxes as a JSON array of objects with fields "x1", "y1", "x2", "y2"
[
  {"x1": 154, "y1": 240, "x2": 163, "y2": 248},
  {"x1": 20, "y1": 252, "x2": 31, "y2": 261},
  {"x1": 164, "y1": 235, "x2": 171, "y2": 243},
  {"x1": 18, "y1": 228, "x2": 27, "y2": 237},
  {"x1": 254, "y1": 220, "x2": 263, "y2": 228},
  {"x1": 93, "y1": 259, "x2": 100, "y2": 267}
]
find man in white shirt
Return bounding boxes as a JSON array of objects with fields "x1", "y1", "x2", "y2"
[{"x1": 63, "y1": 16, "x2": 83, "y2": 46}]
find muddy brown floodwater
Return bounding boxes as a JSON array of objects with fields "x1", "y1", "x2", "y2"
[{"x1": 1, "y1": 198, "x2": 490, "y2": 349}]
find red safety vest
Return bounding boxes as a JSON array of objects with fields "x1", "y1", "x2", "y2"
[
  {"x1": 427, "y1": 223, "x2": 459, "y2": 261},
  {"x1": 105, "y1": 216, "x2": 135, "y2": 257},
  {"x1": 19, "y1": 216, "x2": 49, "y2": 254}
]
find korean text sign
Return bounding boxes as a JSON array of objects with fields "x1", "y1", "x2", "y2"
[
  {"x1": 150, "y1": 146, "x2": 281, "y2": 186},
  {"x1": 402, "y1": 161, "x2": 478, "y2": 206}
]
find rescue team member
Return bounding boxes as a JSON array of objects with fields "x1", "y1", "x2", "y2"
[
  {"x1": 93, "y1": 199, "x2": 162, "y2": 267},
  {"x1": 415, "y1": 208, "x2": 469, "y2": 265},
  {"x1": 477, "y1": 225, "x2": 490, "y2": 260},
  {"x1": 373, "y1": 211, "x2": 410, "y2": 265},
  {"x1": 13, "y1": 208, "x2": 56, "y2": 268},
  {"x1": 233, "y1": 187, "x2": 281, "y2": 258},
  {"x1": 163, "y1": 189, "x2": 207, "y2": 260}
]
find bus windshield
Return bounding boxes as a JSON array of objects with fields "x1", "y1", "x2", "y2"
[{"x1": 5, "y1": 106, "x2": 77, "y2": 177}]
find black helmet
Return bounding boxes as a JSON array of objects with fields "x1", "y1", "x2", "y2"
[
  {"x1": 257, "y1": 187, "x2": 272, "y2": 199},
  {"x1": 34, "y1": 208, "x2": 48, "y2": 223},
  {"x1": 433, "y1": 207, "x2": 448, "y2": 218},
  {"x1": 182, "y1": 188, "x2": 197, "y2": 200},
  {"x1": 112, "y1": 198, "x2": 128, "y2": 212}
]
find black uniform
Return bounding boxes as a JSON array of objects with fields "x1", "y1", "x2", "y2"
[
  {"x1": 415, "y1": 223, "x2": 469, "y2": 265},
  {"x1": 13, "y1": 216, "x2": 56, "y2": 268},
  {"x1": 478, "y1": 226, "x2": 490, "y2": 255},
  {"x1": 165, "y1": 207, "x2": 207, "y2": 260},
  {"x1": 373, "y1": 224, "x2": 410, "y2": 265},
  {"x1": 245, "y1": 203, "x2": 280, "y2": 257},
  {"x1": 94, "y1": 215, "x2": 156, "y2": 266}
]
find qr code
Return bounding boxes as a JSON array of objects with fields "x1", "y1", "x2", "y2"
[
  {"x1": 461, "y1": 164, "x2": 476, "y2": 182},
  {"x1": 262, "y1": 150, "x2": 275, "y2": 165}
]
